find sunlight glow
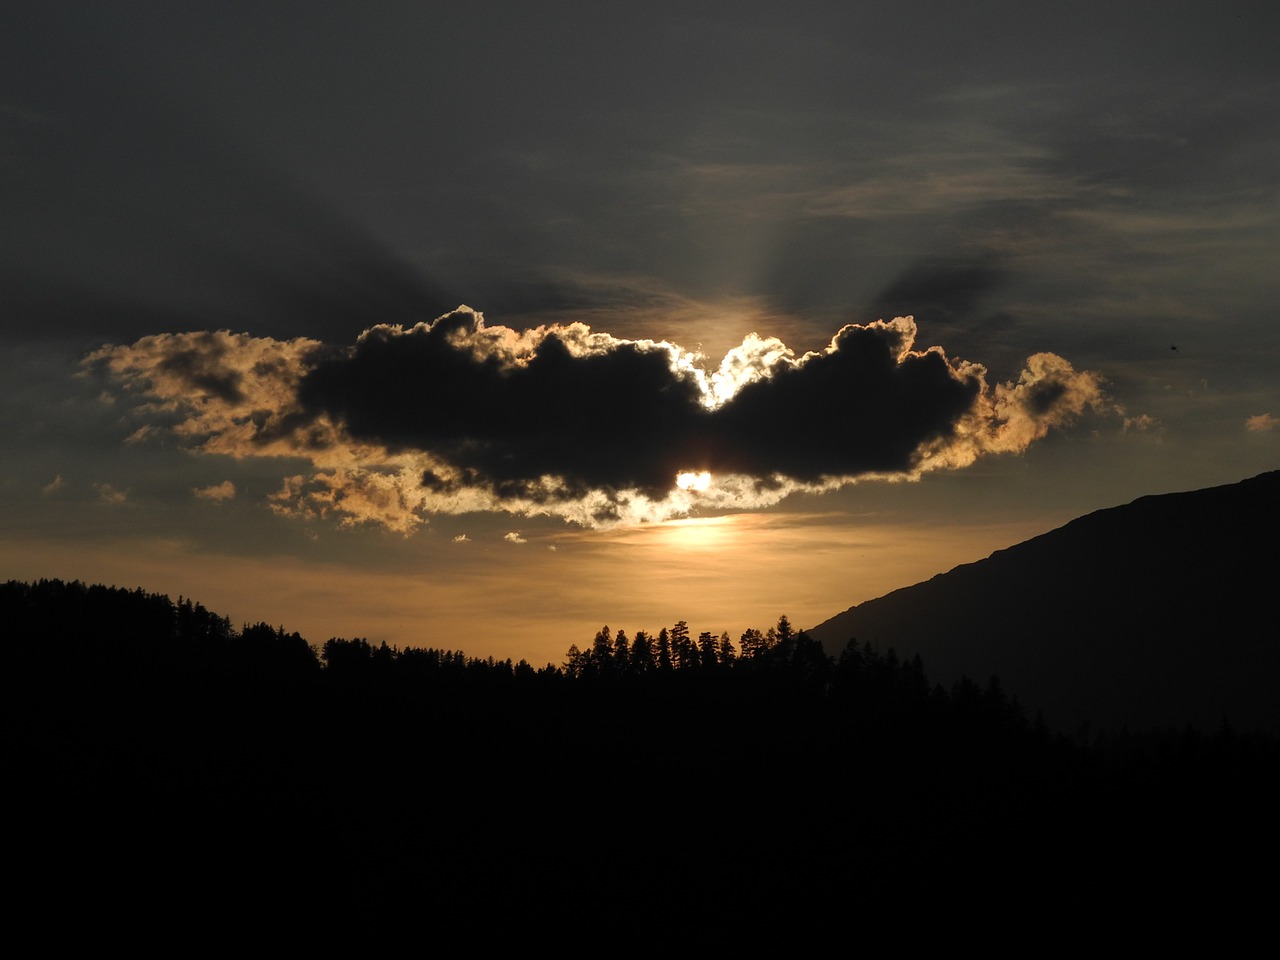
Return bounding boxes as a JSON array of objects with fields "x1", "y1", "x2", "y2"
[
  {"x1": 676, "y1": 470, "x2": 712, "y2": 491},
  {"x1": 652, "y1": 515, "x2": 737, "y2": 551}
]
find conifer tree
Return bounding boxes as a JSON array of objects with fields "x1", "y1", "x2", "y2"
[
  {"x1": 631, "y1": 630, "x2": 654, "y2": 674},
  {"x1": 698, "y1": 631, "x2": 717, "y2": 667},
  {"x1": 656, "y1": 628, "x2": 672, "y2": 672}
]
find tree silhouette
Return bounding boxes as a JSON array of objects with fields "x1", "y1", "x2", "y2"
[{"x1": 6, "y1": 577, "x2": 1278, "y2": 949}]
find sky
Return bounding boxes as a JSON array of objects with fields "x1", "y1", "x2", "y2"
[{"x1": 3, "y1": 2, "x2": 1277, "y2": 666}]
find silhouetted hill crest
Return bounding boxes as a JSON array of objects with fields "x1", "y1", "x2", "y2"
[{"x1": 807, "y1": 470, "x2": 1280, "y2": 733}]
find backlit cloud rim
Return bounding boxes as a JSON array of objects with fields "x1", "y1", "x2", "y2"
[{"x1": 87, "y1": 307, "x2": 1106, "y2": 532}]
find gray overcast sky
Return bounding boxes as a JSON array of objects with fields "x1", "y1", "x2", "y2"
[{"x1": 2, "y1": 2, "x2": 1277, "y2": 661}]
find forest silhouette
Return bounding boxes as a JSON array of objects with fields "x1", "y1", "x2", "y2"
[{"x1": 5, "y1": 578, "x2": 1276, "y2": 947}]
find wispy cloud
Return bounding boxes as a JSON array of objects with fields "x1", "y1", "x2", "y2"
[
  {"x1": 124, "y1": 425, "x2": 159, "y2": 445},
  {"x1": 193, "y1": 480, "x2": 236, "y2": 502},
  {"x1": 95, "y1": 483, "x2": 127, "y2": 504},
  {"x1": 1123, "y1": 414, "x2": 1159, "y2": 433},
  {"x1": 1246, "y1": 413, "x2": 1278, "y2": 432},
  {"x1": 504, "y1": 532, "x2": 527, "y2": 544}
]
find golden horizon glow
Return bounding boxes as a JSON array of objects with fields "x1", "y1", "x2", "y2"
[{"x1": 0, "y1": 507, "x2": 1076, "y2": 668}]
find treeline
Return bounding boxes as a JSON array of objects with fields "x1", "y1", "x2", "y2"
[
  {"x1": 0, "y1": 577, "x2": 314, "y2": 679},
  {"x1": 4, "y1": 578, "x2": 1277, "y2": 948},
  {"x1": 6, "y1": 577, "x2": 1273, "y2": 779},
  {"x1": 561, "y1": 616, "x2": 833, "y2": 679},
  {"x1": 1, "y1": 578, "x2": 1032, "y2": 739}
]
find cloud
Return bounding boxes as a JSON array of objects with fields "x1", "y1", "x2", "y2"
[
  {"x1": 86, "y1": 330, "x2": 325, "y2": 459},
  {"x1": 41, "y1": 475, "x2": 64, "y2": 495},
  {"x1": 125, "y1": 425, "x2": 159, "y2": 445},
  {"x1": 87, "y1": 306, "x2": 1106, "y2": 532},
  {"x1": 1246, "y1": 413, "x2": 1278, "y2": 432},
  {"x1": 194, "y1": 480, "x2": 236, "y2": 502},
  {"x1": 870, "y1": 256, "x2": 1006, "y2": 330},
  {"x1": 267, "y1": 468, "x2": 431, "y2": 536},
  {"x1": 504, "y1": 532, "x2": 527, "y2": 544},
  {"x1": 452, "y1": 534, "x2": 470, "y2": 542},
  {"x1": 95, "y1": 483, "x2": 127, "y2": 504},
  {"x1": 1123, "y1": 414, "x2": 1158, "y2": 433}
]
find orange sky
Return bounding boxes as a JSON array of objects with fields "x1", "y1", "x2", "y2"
[{"x1": 0, "y1": 500, "x2": 1075, "y2": 666}]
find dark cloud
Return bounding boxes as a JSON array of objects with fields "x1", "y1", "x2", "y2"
[
  {"x1": 0, "y1": 6, "x2": 454, "y2": 347},
  {"x1": 298, "y1": 312, "x2": 710, "y2": 499},
  {"x1": 0, "y1": 158, "x2": 455, "y2": 348},
  {"x1": 870, "y1": 256, "x2": 1006, "y2": 331},
  {"x1": 298, "y1": 309, "x2": 989, "y2": 498},
  {"x1": 88, "y1": 307, "x2": 1107, "y2": 529},
  {"x1": 706, "y1": 324, "x2": 982, "y2": 481},
  {"x1": 866, "y1": 254, "x2": 1022, "y2": 375}
]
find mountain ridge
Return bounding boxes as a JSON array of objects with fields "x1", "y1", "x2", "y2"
[{"x1": 806, "y1": 470, "x2": 1280, "y2": 732}]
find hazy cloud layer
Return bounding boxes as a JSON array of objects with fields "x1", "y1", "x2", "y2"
[{"x1": 88, "y1": 307, "x2": 1105, "y2": 532}]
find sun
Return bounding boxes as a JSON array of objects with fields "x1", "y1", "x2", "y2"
[{"x1": 675, "y1": 470, "x2": 712, "y2": 492}]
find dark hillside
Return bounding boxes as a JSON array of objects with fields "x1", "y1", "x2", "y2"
[{"x1": 808, "y1": 470, "x2": 1280, "y2": 732}]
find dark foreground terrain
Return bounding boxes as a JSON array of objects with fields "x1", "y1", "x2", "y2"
[{"x1": 5, "y1": 579, "x2": 1277, "y2": 948}]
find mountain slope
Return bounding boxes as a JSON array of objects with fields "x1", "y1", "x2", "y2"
[{"x1": 806, "y1": 470, "x2": 1280, "y2": 732}]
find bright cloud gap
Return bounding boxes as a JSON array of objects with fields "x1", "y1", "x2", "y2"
[
  {"x1": 86, "y1": 306, "x2": 1107, "y2": 533},
  {"x1": 676, "y1": 471, "x2": 713, "y2": 492}
]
